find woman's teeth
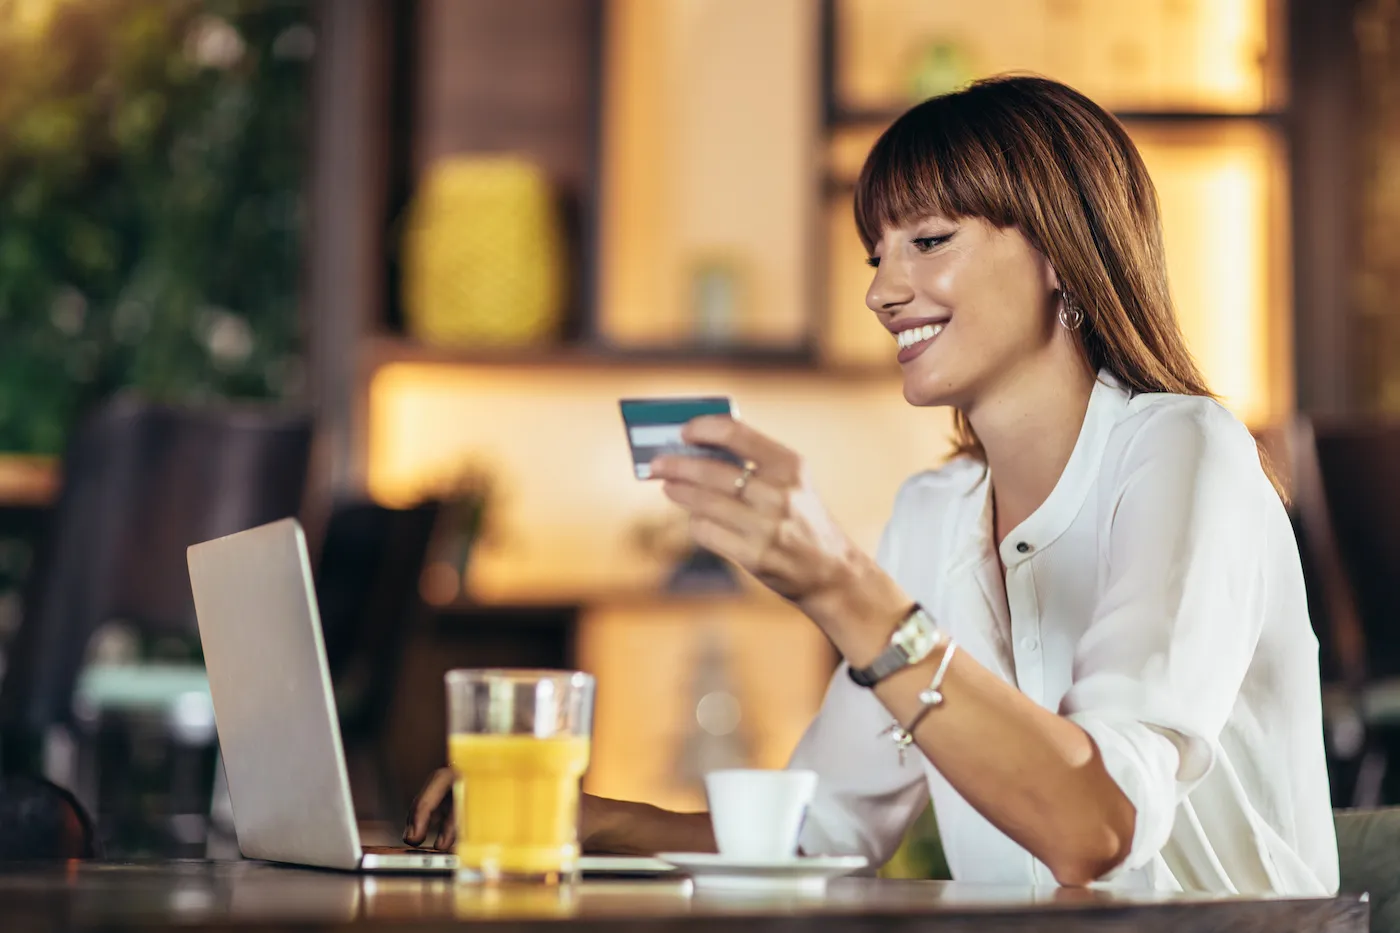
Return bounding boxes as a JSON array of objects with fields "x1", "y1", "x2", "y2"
[{"x1": 896, "y1": 323, "x2": 945, "y2": 350}]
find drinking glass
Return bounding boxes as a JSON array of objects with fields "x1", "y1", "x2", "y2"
[{"x1": 446, "y1": 669, "x2": 595, "y2": 884}]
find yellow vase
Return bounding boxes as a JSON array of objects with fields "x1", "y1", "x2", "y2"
[{"x1": 401, "y1": 156, "x2": 567, "y2": 350}]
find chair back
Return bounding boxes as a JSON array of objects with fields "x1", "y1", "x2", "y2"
[
  {"x1": 0, "y1": 395, "x2": 312, "y2": 736},
  {"x1": 316, "y1": 499, "x2": 440, "y2": 737},
  {"x1": 1296, "y1": 419, "x2": 1400, "y2": 682},
  {"x1": 1336, "y1": 807, "x2": 1400, "y2": 933}
]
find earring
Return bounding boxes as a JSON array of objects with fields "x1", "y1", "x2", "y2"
[{"x1": 1058, "y1": 290, "x2": 1084, "y2": 330}]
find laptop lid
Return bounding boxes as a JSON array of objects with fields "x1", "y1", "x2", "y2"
[{"x1": 188, "y1": 517, "x2": 363, "y2": 870}]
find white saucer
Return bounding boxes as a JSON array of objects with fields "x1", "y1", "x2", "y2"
[
  {"x1": 655, "y1": 852, "x2": 868, "y2": 893},
  {"x1": 578, "y1": 855, "x2": 674, "y2": 877}
]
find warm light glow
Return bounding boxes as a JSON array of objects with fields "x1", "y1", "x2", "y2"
[
  {"x1": 577, "y1": 599, "x2": 832, "y2": 811},
  {"x1": 0, "y1": 0, "x2": 61, "y2": 41},
  {"x1": 366, "y1": 0, "x2": 1292, "y2": 613},
  {"x1": 597, "y1": 0, "x2": 819, "y2": 349},
  {"x1": 1133, "y1": 122, "x2": 1290, "y2": 425},
  {"x1": 0, "y1": 454, "x2": 59, "y2": 507},
  {"x1": 367, "y1": 362, "x2": 952, "y2": 603},
  {"x1": 834, "y1": 0, "x2": 1279, "y2": 114},
  {"x1": 822, "y1": 191, "x2": 895, "y2": 370}
]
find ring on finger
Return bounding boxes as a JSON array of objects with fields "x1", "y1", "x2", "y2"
[{"x1": 733, "y1": 460, "x2": 757, "y2": 498}]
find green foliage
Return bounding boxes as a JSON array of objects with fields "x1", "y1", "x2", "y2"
[
  {"x1": 0, "y1": 0, "x2": 310, "y2": 454},
  {"x1": 880, "y1": 804, "x2": 951, "y2": 881}
]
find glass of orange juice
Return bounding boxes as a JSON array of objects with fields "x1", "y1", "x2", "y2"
[{"x1": 445, "y1": 669, "x2": 595, "y2": 884}]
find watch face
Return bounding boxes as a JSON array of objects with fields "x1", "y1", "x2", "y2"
[
  {"x1": 896, "y1": 610, "x2": 940, "y2": 661},
  {"x1": 894, "y1": 610, "x2": 937, "y2": 649},
  {"x1": 849, "y1": 605, "x2": 940, "y2": 688}
]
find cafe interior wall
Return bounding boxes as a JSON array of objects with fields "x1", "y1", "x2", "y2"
[
  {"x1": 0, "y1": 0, "x2": 309, "y2": 456},
  {"x1": 372, "y1": 0, "x2": 940, "y2": 811},
  {"x1": 1356, "y1": 0, "x2": 1400, "y2": 412},
  {"x1": 0, "y1": 0, "x2": 311, "y2": 659},
  {"x1": 365, "y1": 0, "x2": 1293, "y2": 811}
]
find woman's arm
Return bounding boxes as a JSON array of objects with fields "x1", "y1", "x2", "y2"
[
  {"x1": 581, "y1": 796, "x2": 716, "y2": 856},
  {"x1": 651, "y1": 419, "x2": 1134, "y2": 885},
  {"x1": 405, "y1": 771, "x2": 716, "y2": 856},
  {"x1": 654, "y1": 409, "x2": 1267, "y2": 886},
  {"x1": 804, "y1": 561, "x2": 1135, "y2": 887}
]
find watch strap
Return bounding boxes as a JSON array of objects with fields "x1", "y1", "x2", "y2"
[{"x1": 847, "y1": 604, "x2": 941, "y2": 688}]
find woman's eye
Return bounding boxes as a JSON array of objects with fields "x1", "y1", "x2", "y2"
[
  {"x1": 866, "y1": 232, "x2": 952, "y2": 267},
  {"x1": 912, "y1": 234, "x2": 952, "y2": 253}
]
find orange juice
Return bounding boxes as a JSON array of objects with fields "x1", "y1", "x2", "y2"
[{"x1": 449, "y1": 733, "x2": 591, "y2": 880}]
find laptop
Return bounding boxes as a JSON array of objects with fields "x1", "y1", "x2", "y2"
[{"x1": 188, "y1": 517, "x2": 669, "y2": 876}]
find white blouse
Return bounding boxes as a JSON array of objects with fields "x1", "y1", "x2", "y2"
[{"x1": 790, "y1": 374, "x2": 1339, "y2": 894}]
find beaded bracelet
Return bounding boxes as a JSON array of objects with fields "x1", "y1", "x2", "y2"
[{"x1": 880, "y1": 641, "x2": 958, "y2": 766}]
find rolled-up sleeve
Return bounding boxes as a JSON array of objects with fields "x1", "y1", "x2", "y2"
[
  {"x1": 788, "y1": 484, "x2": 930, "y2": 865},
  {"x1": 789, "y1": 664, "x2": 930, "y2": 864},
  {"x1": 1059, "y1": 406, "x2": 1267, "y2": 879}
]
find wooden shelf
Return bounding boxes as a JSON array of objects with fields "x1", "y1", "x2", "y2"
[
  {"x1": 1111, "y1": 110, "x2": 1287, "y2": 125},
  {"x1": 426, "y1": 586, "x2": 792, "y2": 616},
  {"x1": 826, "y1": 106, "x2": 1288, "y2": 129},
  {"x1": 822, "y1": 108, "x2": 1290, "y2": 194},
  {"x1": 362, "y1": 334, "x2": 899, "y2": 381}
]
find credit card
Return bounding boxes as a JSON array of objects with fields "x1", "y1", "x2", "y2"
[{"x1": 619, "y1": 397, "x2": 743, "y2": 480}]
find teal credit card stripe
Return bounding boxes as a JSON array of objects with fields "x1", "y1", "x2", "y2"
[{"x1": 619, "y1": 398, "x2": 732, "y2": 425}]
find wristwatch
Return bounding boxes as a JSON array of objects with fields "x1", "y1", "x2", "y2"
[{"x1": 847, "y1": 604, "x2": 943, "y2": 688}]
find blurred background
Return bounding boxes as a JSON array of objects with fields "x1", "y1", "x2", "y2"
[{"x1": 0, "y1": 0, "x2": 1397, "y2": 875}]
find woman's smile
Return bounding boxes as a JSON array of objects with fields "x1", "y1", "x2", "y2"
[{"x1": 890, "y1": 316, "x2": 949, "y2": 364}]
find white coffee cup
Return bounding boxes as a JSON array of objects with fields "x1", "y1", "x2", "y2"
[{"x1": 704, "y1": 768, "x2": 818, "y2": 861}]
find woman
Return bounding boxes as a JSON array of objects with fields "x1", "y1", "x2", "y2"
[{"x1": 407, "y1": 76, "x2": 1338, "y2": 893}]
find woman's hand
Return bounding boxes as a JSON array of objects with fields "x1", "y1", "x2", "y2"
[
  {"x1": 404, "y1": 767, "x2": 455, "y2": 850},
  {"x1": 404, "y1": 770, "x2": 708, "y2": 855},
  {"x1": 650, "y1": 416, "x2": 906, "y2": 650},
  {"x1": 650, "y1": 417, "x2": 855, "y2": 605}
]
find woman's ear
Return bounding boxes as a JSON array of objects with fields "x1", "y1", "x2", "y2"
[{"x1": 1044, "y1": 257, "x2": 1064, "y2": 296}]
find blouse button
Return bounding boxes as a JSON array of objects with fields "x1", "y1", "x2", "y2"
[
  {"x1": 1015, "y1": 541, "x2": 1032, "y2": 554},
  {"x1": 1020, "y1": 636, "x2": 1039, "y2": 652}
]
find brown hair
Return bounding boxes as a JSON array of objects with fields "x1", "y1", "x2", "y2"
[{"x1": 854, "y1": 75, "x2": 1284, "y2": 497}]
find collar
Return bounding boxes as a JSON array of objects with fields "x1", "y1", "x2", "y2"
[
  {"x1": 949, "y1": 372, "x2": 1130, "y2": 571},
  {"x1": 996, "y1": 371, "x2": 1129, "y2": 567}
]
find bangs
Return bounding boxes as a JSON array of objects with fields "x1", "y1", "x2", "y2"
[
  {"x1": 847, "y1": 76, "x2": 1231, "y2": 482},
  {"x1": 853, "y1": 90, "x2": 1023, "y2": 253}
]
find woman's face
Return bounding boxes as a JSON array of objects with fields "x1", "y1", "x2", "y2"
[{"x1": 865, "y1": 215, "x2": 1064, "y2": 409}]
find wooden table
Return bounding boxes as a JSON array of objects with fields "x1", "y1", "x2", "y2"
[{"x1": 0, "y1": 860, "x2": 1368, "y2": 932}]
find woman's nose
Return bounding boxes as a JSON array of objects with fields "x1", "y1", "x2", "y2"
[{"x1": 866, "y1": 262, "x2": 915, "y2": 315}]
